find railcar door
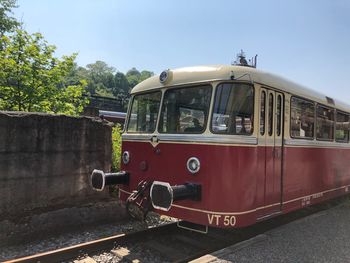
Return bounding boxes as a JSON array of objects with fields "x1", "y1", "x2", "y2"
[{"x1": 259, "y1": 88, "x2": 284, "y2": 218}]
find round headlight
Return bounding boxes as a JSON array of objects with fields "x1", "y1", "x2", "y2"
[
  {"x1": 159, "y1": 70, "x2": 168, "y2": 83},
  {"x1": 187, "y1": 157, "x2": 200, "y2": 174},
  {"x1": 159, "y1": 69, "x2": 172, "y2": 84},
  {"x1": 122, "y1": 151, "x2": 130, "y2": 164}
]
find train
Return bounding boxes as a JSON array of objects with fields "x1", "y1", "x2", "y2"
[
  {"x1": 99, "y1": 110, "x2": 126, "y2": 125},
  {"x1": 90, "y1": 64, "x2": 350, "y2": 229}
]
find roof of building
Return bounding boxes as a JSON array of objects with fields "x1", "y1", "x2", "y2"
[{"x1": 131, "y1": 65, "x2": 349, "y2": 112}]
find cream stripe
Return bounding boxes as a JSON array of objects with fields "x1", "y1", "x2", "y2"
[
  {"x1": 284, "y1": 139, "x2": 350, "y2": 149},
  {"x1": 118, "y1": 184, "x2": 350, "y2": 215},
  {"x1": 122, "y1": 138, "x2": 350, "y2": 149},
  {"x1": 171, "y1": 202, "x2": 281, "y2": 215},
  {"x1": 123, "y1": 139, "x2": 258, "y2": 147},
  {"x1": 122, "y1": 134, "x2": 258, "y2": 146},
  {"x1": 119, "y1": 188, "x2": 280, "y2": 215},
  {"x1": 283, "y1": 184, "x2": 350, "y2": 204}
]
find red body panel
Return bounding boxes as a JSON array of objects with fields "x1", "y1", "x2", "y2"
[
  {"x1": 119, "y1": 140, "x2": 350, "y2": 228},
  {"x1": 282, "y1": 147, "x2": 350, "y2": 212}
]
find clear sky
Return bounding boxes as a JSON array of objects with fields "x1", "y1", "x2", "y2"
[{"x1": 14, "y1": 0, "x2": 350, "y2": 102}]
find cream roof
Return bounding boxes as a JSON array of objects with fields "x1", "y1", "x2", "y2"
[{"x1": 131, "y1": 65, "x2": 349, "y2": 112}]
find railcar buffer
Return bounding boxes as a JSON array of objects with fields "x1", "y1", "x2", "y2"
[
  {"x1": 150, "y1": 181, "x2": 202, "y2": 211},
  {"x1": 90, "y1": 170, "x2": 129, "y2": 191}
]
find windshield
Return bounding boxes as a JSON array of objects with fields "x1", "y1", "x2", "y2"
[
  {"x1": 158, "y1": 85, "x2": 212, "y2": 133},
  {"x1": 127, "y1": 91, "x2": 161, "y2": 133}
]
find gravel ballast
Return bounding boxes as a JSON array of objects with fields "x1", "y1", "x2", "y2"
[
  {"x1": 4, "y1": 200, "x2": 350, "y2": 262},
  {"x1": 0, "y1": 210, "x2": 175, "y2": 261}
]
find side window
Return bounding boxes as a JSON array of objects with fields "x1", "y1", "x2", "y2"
[
  {"x1": 260, "y1": 91, "x2": 266, "y2": 135},
  {"x1": 211, "y1": 83, "x2": 254, "y2": 135},
  {"x1": 268, "y1": 93, "x2": 273, "y2": 136},
  {"x1": 316, "y1": 105, "x2": 334, "y2": 140},
  {"x1": 127, "y1": 91, "x2": 161, "y2": 133},
  {"x1": 276, "y1": 95, "x2": 282, "y2": 136},
  {"x1": 335, "y1": 111, "x2": 349, "y2": 142},
  {"x1": 290, "y1": 97, "x2": 315, "y2": 139}
]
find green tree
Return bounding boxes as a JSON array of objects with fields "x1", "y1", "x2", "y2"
[
  {"x1": 126, "y1": 67, "x2": 141, "y2": 90},
  {"x1": 0, "y1": 0, "x2": 20, "y2": 37},
  {"x1": 65, "y1": 63, "x2": 155, "y2": 103},
  {"x1": 125, "y1": 68, "x2": 154, "y2": 90},
  {"x1": 0, "y1": 29, "x2": 88, "y2": 115},
  {"x1": 86, "y1": 60, "x2": 115, "y2": 76},
  {"x1": 94, "y1": 84, "x2": 114, "y2": 97},
  {"x1": 65, "y1": 62, "x2": 89, "y2": 85},
  {"x1": 111, "y1": 124, "x2": 122, "y2": 170},
  {"x1": 126, "y1": 67, "x2": 141, "y2": 78},
  {"x1": 114, "y1": 71, "x2": 129, "y2": 95},
  {"x1": 140, "y1": 70, "x2": 154, "y2": 81},
  {"x1": 85, "y1": 60, "x2": 116, "y2": 96}
]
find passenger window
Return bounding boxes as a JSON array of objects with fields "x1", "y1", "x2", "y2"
[
  {"x1": 276, "y1": 95, "x2": 282, "y2": 136},
  {"x1": 260, "y1": 91, "x2": 266, "y2": 135},
  {"x1": 211, "y1": 83, "x2": 254, "y2": 135},
  {"x1": 268, "y1": 93, "x2": 273, "y2": 136},
  {"x1": 290, "y1": 97, "x2": 315, "y2": 139},
  {"x1": 335, "y1": 111, "x2": 349, "y2": 142},
  {"x1": 316, "y1": 105, "x2": 334, "y2": 140}
]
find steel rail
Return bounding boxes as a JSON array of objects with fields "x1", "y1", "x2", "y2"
[
  {"x1": 4, "y1": 222, "x2": 178, "y2": 263},
  {"x1": 4, "y1": 196, "x2": 349, "y2": 263}
]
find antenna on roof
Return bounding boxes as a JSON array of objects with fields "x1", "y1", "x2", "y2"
[{"x1": 232, "y1": 50, "x2": 258, "y2": 68}]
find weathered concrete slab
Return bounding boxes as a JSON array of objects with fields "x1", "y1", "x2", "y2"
[{"x1": 0, "y1": 111, "x2": 113, "y2": 219}]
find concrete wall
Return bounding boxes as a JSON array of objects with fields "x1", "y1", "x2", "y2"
[{"x1": 0, "y1": 111, "x2": 113, "y2": 219}]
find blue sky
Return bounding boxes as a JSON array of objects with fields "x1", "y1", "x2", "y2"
[{"x1": 15, "y1": 0, "x2": 350, "y2": 102}]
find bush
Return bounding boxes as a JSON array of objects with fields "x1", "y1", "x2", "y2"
[{"x1": 111, "y1": 124, "x2": 122, "y2": 171}]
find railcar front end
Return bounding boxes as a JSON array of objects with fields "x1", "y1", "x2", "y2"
[
  {"x1": 91, "y1": 66, "x2": 265, "y2": 228},
  {"x1": 90, "y1": 65, "x2": 350, "y2": 229}
]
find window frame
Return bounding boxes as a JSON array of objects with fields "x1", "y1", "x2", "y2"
[
  {"x1": 209, "y1": 81, "x2": 255, "y2": 136},
  {"x1": 260, "y1": 90, "x2": 266, "y2": 136},
  {"x1": 158, "y1": 84, "x2": 213, "y2": 134},
  {"x1": 126, "y1": 90, "x2": 162, "y2": 134},
  {"x1": 276, "y1": 94, "x2": 283, "y2": 137},
  {"x1": 335, "y1": 110, "x2": 350, "y2": 143},
  {"x1": 290, "y1": 96, "x2": 315, "y2": 140},
  {"x1": 316, "y1": 104, "x2": 335, "y2": 142},
  {"x1": 268, "y1": 92, "x2": 274, "y2": 137}
]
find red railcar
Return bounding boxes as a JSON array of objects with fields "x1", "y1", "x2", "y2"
[{"x1": 91, "y1": 65, "x2": 350, "y2": 228}]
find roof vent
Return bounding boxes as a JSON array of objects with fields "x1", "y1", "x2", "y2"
[
  {"x1": 326, "y1": 96, "x2": 335, "y2": 105},
  {"x1": 232, "y1": 50, "x2": 258, "y2": 68}
]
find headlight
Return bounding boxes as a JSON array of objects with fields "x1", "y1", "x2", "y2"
[
  {"x1": 187, "y1": 157, "x2": 200, "y2": 174},
  {"x1": 122, "y1": 151, "x2": 130, "y2": 164}
]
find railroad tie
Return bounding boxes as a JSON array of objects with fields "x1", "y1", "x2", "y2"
[
  {"x1": 111, "y1": 247, "x2": 141, "y2": 263},
  {"x1": 73, "y1": 256, "x2": 97, "y2": 263}
]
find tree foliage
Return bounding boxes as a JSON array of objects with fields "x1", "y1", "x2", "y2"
[
  {"x1": 114, "y1": 71, "x2": 129, "y2": 95},
  {"x1": 125, "y1": 67, "x2": 154, "y2": 90},
  {"x1": 67, "y1": 61, "x2": 155, "y2": 105},
  {"x1": 85, "y1": 60, "x2": 115, "y2": 96},
  {"x1": 0, "y1": 0, "x2": 156, "y2": 115},
  {"x1": 0, "y1": 29, "x2": 88, "y2": 115},
  {"x1": 0, "y1": 0, "x2": 20, "y2": 37},
  {"x1": 111, "y1": 124, "x2": 122, "y2": 171}
]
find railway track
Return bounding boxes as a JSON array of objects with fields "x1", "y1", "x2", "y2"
[{"x1": 5, "y1": 197, "x2": 349, "y2": 263}]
